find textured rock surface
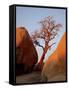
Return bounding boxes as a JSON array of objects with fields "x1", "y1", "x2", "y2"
[
  {"x1": 42, "y1": 32, "x2": 66, "y2": 82},
  {"x1": 16, "y1": 71, "x2": 42, "y2": 84},
  {"x1": 16, "y1": 27, "x2": 38, "y2": 75}
]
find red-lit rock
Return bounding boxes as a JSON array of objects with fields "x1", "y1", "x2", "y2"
[{"x1": 42, "y1": 32, "x2": 66, "y2": 82}]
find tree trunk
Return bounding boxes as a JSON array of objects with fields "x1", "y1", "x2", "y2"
[
  {"x1": 33, "y1": 46, "x2": 48, "y2": 71},
  {"x1": 38, "y1": 51, "x2": 46, "y2": 65},
  {"x1": 33, "y1": 51, "x2": 46, "y2": 71},
  {"x1": 38, "y1": 46, "x2": 48, "y2": 65}
]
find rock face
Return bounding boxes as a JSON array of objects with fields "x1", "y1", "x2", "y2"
[
  {"x1": 42, "y1": 32, "x2": 66, "y2": 82},
  {"x1": 16, "y1": 27, "x2": 38, "y2": 75}
]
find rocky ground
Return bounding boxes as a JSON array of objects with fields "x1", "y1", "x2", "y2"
[{"x1": 16, "y1": 71, "x2": 44, "y2": 84}]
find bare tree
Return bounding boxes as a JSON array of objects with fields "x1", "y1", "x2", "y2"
[{"x1": 31, "y1": 16, "x2": 62, "y2": 70}]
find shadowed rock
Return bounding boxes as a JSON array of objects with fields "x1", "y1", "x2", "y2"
[{"x1": 16, "y1": 27, "x2": 38, "y2": 75}]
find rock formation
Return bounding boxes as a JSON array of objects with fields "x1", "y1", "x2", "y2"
[
  {"x1": 42, "y1": 32, "x2": 66, "y2": 82},
  {"x1": 16, "y1": 27, "x2": 38, "y2": 75}
]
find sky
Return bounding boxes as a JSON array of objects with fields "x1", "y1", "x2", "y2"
[{"x1": 16, "y1": 6, "x2": 66, "y2": 61}]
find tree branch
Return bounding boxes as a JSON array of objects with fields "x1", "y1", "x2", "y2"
[
  {"x1": 49, "y1": 42, "x2": 56, "y2": 50},
  {"x1": 31, "y1": 16, "x2": 62, "y2": 52},
  {"x1": 34, "y1": 40, "x2": 44, "y2": 50},
  {"x1": 49, "y1": 36, "x2": 55, "y2": 41}
]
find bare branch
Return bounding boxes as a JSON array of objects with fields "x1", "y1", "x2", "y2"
[
  {"x1": 31, "y1": 16, "x2": 62, "y2": 51},
  {"x1": 34, "y1": 40, "x2": 44, "y2": 50},
  {"x1": 49, "y1": 36, "x2": 55, "y2": 41},
  {"x1": 49, "y1": 42, "x2": 56, "y2": 50},
  {"x1": 54, "y1": 24, "x2": 62, "y2": 30}
]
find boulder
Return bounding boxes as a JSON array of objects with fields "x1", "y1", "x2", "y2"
[
  {"x1": 16, "y1": 27, "x2": 38, "y2": 75},
  {"x1": 42, "y1": 32, "x2": 66, "y2": 82}
]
